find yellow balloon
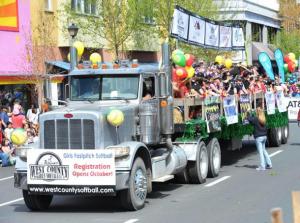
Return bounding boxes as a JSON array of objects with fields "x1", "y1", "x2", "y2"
[
  {"x1": 225, "y1": 59, "x2": 232, "y2": 69},
  {"x1": 73, "y1": 41, "x2": 84, "y2": 56},
  {"x1": 288, "y1": 52, "x2": 296, "y2": 61},
  {"x1": 107, "y1": 109, "x2": 124, "y2": 127},
  {"x1": 67, "y1": 53, "x2": 70, "y2": 62},
  {"x1": 11, "y1": 128, "x2": 27, "y2": 146},
  {"x1": 215, "y1": 55, "x2": 224, "y2": 65},
  {"x1": 185, "y1": 66, "x2": 195, "y2": 78},
  {"x1": 90, "y1": 53, "x2": 102, "y2": 64}
]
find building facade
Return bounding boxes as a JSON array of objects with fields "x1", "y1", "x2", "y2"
[{"x1": 215, "y1": 0, "x2": 281, "y2": 64}]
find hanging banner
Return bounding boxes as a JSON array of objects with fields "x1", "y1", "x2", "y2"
[
  {"x1": 274, "y1": 49, "x2": 285, "y2": 83},
  {"x1": 232, "y1": 27, "x2": 245, "y2": 50},
  {"x1": 171, "y1": 7, "x2": 189, "y2": 40},
  {"x1": 265, "y1": 92, "x2": 276, "y2": 115},
  {"x1": 223, "y1": 95, "x2": 238, "y2": 125},
  {"x1": 205, "y1": 21, "x2": 219, "y2": 48},
  {"x1": 283, "y1": 97, "x2": 300, "y2": 120},
  {"x1": 240, "y1": 94, "x2": 251, "y2": 125},
  {"x1": 188, "y1": 15, "x2": 205, "y2": 46},
  {"x1": 205, "y1": 96, "x2": 221, "y2": 133},
  {"x1": 275, "y1": 90, "x2": 287, "y2": 113},
  {"x1": 170, "y1": 5, "x2": 245, "y2": 51},
  {"x1": 219, "y1": 25, "x2": 232, "y2": 49},
  {"x1": 258, "y1": 52, "x2": 275, "y2": 80}
]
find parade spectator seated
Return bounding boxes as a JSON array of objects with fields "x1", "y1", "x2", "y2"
[
  {"x1": 1, "y1": 139, "x2": 15, "y2": 165},
  {"x1": 0, "y1": 148, "x2": 10, "y2": 167}
]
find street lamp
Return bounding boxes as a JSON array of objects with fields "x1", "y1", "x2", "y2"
[{"x1": 68, "y1": 23, "x2": 79, "y2": 71}]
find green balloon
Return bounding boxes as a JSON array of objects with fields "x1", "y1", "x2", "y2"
[
  {"x1": 283, "y1": 64, "x2": 288, "y2": 73},
  {"x1": 173, "y1": 54, "x2": 186, "y2": 67}
]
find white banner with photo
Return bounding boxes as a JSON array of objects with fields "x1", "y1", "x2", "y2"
[
  {"x1": 232, "y1": 27, "x2": 245, "y2": 48},
  {"x1": 219, "y1": 26, "x2": 232, "y2": 48},
  {"x1": 171, "y1": 8, "x2": 189, "y2": 40},
  {"x1": 188, "y1": 15, "x2": 205, "y2": 45},
  {"x1": 205, "y1": 22, "x2": 219, "y2": 48},
  {"x1": 283, "y1": 97, "x2": 300, "y2": 120},
  {"x1": 265, "y1": 92, "x2": 276, "y2": 115},
  {"x1": 223, "y1": 95, "x2": 238, "y2": 125},
  {"x1": 275, "y1": 90, "x2": 287, "y2": 113}
]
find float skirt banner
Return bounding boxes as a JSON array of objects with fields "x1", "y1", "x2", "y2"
[
  {"x1": 274, "y1": 49, "x2": 285, "y2": 83},
  {"x1": 240, "y1": 94, "x2": 251, "y2": 125},
  {"x1": 265, "y1": 92, "x2": 276, "y2": 115},
  {"x1": 27, "y1": 149, "x2": 116, "y2": 195},
  {"x1": 223, "y1": 95, "x2": 238, "y2": 125},
  {"x1": 258, "y1": 52, "x2": 275, "y2": 80},
  {"x1": 0, "y1": 0, "x2": 19, "y2": 31},
  {"x1": 205, "y1": 96, "x2": 221, "y2": 133}
]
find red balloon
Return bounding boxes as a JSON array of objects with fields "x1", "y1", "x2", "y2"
[
  {"x1": 185, "y1": 54, "x2": 194, "y2": 67},
  {"x1": 284, "y1": 55, "x2": 291, "y2": 63},
  {"x1": 288, "y1": 62, "x2": 296, "y2": 73},
  {"x1": 175, "y1": 67, "x2": 187, "y2": 79}
]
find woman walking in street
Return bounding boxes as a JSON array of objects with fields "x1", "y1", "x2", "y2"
[{"x1": 248, "y1": 107, "x2": 272, "y2": 171}]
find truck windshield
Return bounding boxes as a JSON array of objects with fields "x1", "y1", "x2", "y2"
[{"x1": 71, "y1": 75, "x2": 139, "y2": 101}]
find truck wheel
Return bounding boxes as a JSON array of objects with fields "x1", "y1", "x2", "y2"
[
  {"x1": 174, "y1": 168, "x2": 189, "y2": 184},
  {"x1": 281, "y1": 125, "x2": 289, "y2": 144},
  {"x1": 207, "y1": 138, "x2": 221, "y2": 178},
  {"x1": 22, "y1": 190, "x2": 52, "y2": 211},
  {"x1": 268, "y1": 128, "x2": 282, "y2": 147},
  {"x1": 187, "y1": 141, "x2": 208, "y2": 184},
  {"x1": 120, "y1": 157, "x2": 148, "y2": 211}
]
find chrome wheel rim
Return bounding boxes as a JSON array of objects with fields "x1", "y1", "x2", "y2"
[
  {"x1": 213, "y1": 145, "x2": 221, "y2": 172},
  {"x1": 277, "y1": 128, "x2": 282, "y2": 141},
  {"x1": 134, "y1": 169, "x2": 147, "y2": 201},
  {"x1": 284, "y1": 126, "x2": 288, "y2": 138},
  {"x1": 200, "y1": 149, "x2": 208, "y2": 178}
]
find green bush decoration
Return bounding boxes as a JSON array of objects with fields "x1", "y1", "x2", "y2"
[{"x1": 177, "y1": 110, "x2": 288, "y2": 142}]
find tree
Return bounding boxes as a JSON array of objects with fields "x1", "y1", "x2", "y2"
[{"x1": 62, "y1": 0, "x2": 147, "y2": 60}]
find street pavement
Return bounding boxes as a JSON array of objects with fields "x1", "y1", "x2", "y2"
[{"x1": 0, "y1": 123, "x2": 299, "y2": 223}]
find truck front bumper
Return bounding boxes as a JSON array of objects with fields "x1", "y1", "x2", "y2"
[{"x1": 14, "y1": 170, "x2": 130, "y2": 192}]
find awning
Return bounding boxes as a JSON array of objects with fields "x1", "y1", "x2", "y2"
[
  {"x1": 46, "y1": 61, "x2": 70, "y2": 71},
  {"x1": 252, "y1": 42, "x2": 275, "y2": 61},
  {"x1": 0, "y1": 75, "x2": 42, "y2": 85}
]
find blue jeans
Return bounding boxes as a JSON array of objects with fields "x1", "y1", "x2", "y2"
[
  {"x1": 0, "y1": 152, "x2": 9, "y2": 167},
  {"x1": 255, "y1": 136, "x2": 272, "y2": 168}
]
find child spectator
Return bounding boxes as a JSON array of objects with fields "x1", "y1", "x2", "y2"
[{"x1": 4, "y1": 122, "x2": 13, "y2": 142}]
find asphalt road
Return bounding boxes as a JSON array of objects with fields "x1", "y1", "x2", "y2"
[{"x1": 0, "y1": 123, "x2": 299, "y2": 223}]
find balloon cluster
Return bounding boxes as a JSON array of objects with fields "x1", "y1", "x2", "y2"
[
  {"x1": 283, "y1": 52, "x2": 298, "y2": 73},
  {"x1": 286, "y1": 73, "x2": 298, "y2": 84},
  {"x1": 172, "y1": 50, "x2": 195, "y2": 80},
  {"x1": 215, "y1": 55, "x2": 233, "y2": 69}
]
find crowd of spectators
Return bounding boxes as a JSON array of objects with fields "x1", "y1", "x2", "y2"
[
  {"x1": 172, "y1": 60, "x2": 300, "y2": 99},
  {"x1": 0, "y1": 101, "x2": 40, "y2": 167}
]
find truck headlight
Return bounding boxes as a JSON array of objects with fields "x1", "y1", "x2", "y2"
[
  {"x1": 15, "y1": 147, "x2": 30, "y2": 162},
  {"x1": 105, "y1": 146, "x2": 130, "y2": 158}
]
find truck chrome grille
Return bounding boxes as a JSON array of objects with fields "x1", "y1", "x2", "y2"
[{"x1": 44, "y1": 119, "x2": 95, "y2": 149}]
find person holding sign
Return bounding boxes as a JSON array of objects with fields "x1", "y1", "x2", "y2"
[{"x1": 247, "y1": 108, "x2": 272, "y2": 171}]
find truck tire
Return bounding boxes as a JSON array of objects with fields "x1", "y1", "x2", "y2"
[
  {"x1": 207, "y1": 138, "x2": 221, "y2": 178},
  {"x1": 22, "y1": 190, "x2": 52, "y2": 211},
  {"x1": 187, "y1": 141, "x2": 208, "y2": 184},
  {"x1": 174, "y1": 169, "x2": 189, "y2": 184},
  {"x1": 268, "y1": 128, "x2": 282, "y2": 147},
  {"x1": 281, "y1": 125, "x2": 289, "y2": 144},
  {"x1": 120, "y1": 157, "x2": 148, "y2": 211}
]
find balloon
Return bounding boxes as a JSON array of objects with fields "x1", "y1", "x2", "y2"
[
  {"x1": 107, "y1": 109, "x2": 124, "y2": 127},
  {"x1": 172, "y1": 49, "x2": 184, "y2": 58},
  {"x1": 288, "y1": 52, "x2": 296, "y2": 61},
  {"x1": 90, "y1": 53, "x2": 102, "y2": 64},
  {"x1": 215, "y1": 55, "x2": 224, "y2": 65},
  {"x1": 185, "y1": 66, "x2": 195, "y2": 78},
  {"x1": 288, "y1": 62, "x2": 296, "y2": 73},
  {"x1": 224, "y1": 59, "x2": 232, "y2": 69},
  {"x1": 67, "y1": 53, "x2": 70, "y2": 62},
  {"x1": 284, "y1": 55, "x2": 291, "y2": 63},
  {"x1": 73, "y1": 41, "x2": 84, "y2": 56},
  {"x1": 11, "y1": 128, "x2": 27, "y2": 146},
  {"x1": 283, "y1": 63, "x2": 288, "y2": 73},
  {"x1": 175, "y1": 67, "x2": 187, "y2": 79},
  {"x1": 172, "y1": 53, "x2": 186, "y2": 67},
  {"x1": 185, "y1": 54, "x2": 194, "y2": 66}
]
